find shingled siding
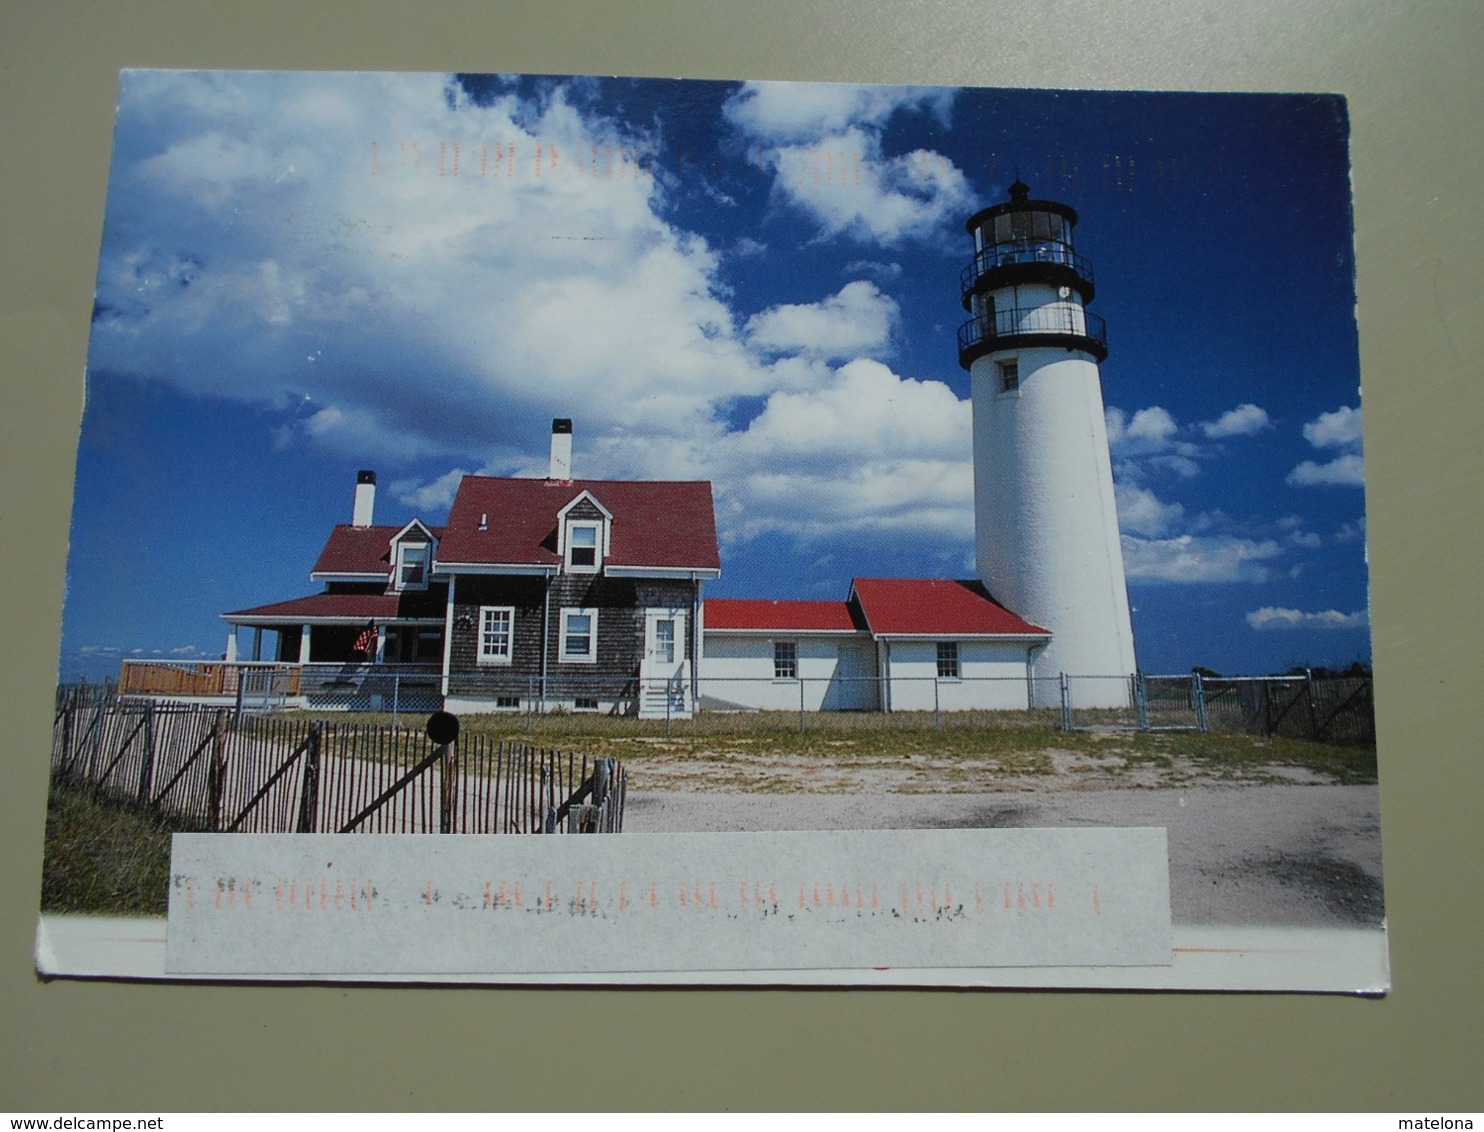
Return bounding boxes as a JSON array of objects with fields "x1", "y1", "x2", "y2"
[
  {"x1": 447, "y1": 573, "x2": 698, "y2": 707},
  {"x1": 564, "y1": 497, "x2": 606, "y2": 523}
]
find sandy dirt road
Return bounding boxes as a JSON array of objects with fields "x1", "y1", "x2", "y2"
[{"x1": 624, "y1": 783, "x2": 1383, "y2": 929}]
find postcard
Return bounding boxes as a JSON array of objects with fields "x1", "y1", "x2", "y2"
[{"x1": 37, "y1": 71, "x2": 1385, "y2": 991}]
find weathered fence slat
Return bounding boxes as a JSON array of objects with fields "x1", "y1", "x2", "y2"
[
  {"x1": 150, "y1": 711, "x2": 222, "y2": 810},
  {"x1": 226, "y1": 725, "x2": 321, "y2": 833},
  {"x1": 339, "y1": 742, "x2": 445, "y2": 834},
  {"x1": 92, "y1": 710, "x2": 149, "y2": 796},
  {"x1": 295, "y1": 728, "x2": 322, "y2": 834}
]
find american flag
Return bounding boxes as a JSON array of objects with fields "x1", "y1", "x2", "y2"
[{"x1": 353, "y1": 622, "x2": 377, "y2": 656}]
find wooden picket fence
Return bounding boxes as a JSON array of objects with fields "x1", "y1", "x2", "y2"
[{"x1": 50, "y1": 699, "x2": 624, "y2": 835}]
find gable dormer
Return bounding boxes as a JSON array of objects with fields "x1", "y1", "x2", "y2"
[
  {"x1": 555, "y1": 490, "x2": 613, "y2": 574},
  {"x1": 388, "y1": 519, "x2": 439, "y2": 591}
]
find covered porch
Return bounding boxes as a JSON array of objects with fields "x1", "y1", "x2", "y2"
[{"x1": 221, "y1": 589, "x2": 447, "y2": 669}]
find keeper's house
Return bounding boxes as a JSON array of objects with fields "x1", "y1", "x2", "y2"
[
  {"x1": 703, "y1": 578, "x2": 1049, "y2": 713},
  {"x1": 201, "y1": 420, "x2": 721, "y2": 718}
]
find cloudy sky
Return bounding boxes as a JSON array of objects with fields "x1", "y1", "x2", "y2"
[{"x1": 61, "y1": 72, "x2": 1369, "y2": 679}]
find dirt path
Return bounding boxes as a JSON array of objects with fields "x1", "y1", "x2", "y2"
[{"x1": 619, "y1": 750, "x2": 1384, "y2": 930}]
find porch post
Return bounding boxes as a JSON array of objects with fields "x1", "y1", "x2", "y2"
[
  {"x1": 374, "y1": 626, "x2": 387, "y2": 664},
  {"x1": 298, "y1": 624, "x2": 312, "y2": 665},
  {"x1": 252, "y1": 627, "x2": 263, "y2": 662},
  {"x1": 225, "y1": 630, "x2": 237, "y2": 664}
]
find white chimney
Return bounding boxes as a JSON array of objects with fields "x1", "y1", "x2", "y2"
[
  {"x1": 352, "y1": 470, "x2": 376, "y2": 527},
  {"x1": 549, "y1": 418, "x2": 573, "y2": 481}
]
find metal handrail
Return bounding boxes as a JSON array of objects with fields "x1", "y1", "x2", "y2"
[
  {"x1": 960, "y1": 240, "x2": 1094, "y2": 292},
  {"x1": 957, "y1": 305, "x2": 1108, "y2": 353}
]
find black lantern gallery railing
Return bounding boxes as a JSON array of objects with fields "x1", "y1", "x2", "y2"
[
  {"x1": 957, "y1": 304, "x2": 1108, "y2": 366},
  {"x1": 959, "y1": 240, "x2": 1096, "y2": 301}
]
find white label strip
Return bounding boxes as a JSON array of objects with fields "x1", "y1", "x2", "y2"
[{"x1": 165, "y1": 828, "x2": 1172, "y2": 975}]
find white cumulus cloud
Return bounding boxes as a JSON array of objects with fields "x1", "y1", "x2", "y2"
[
  {"x1": 1288, "y1": 405, "x2": 1364, "y2": 487},
  {"x1": 726, "y1": 82, "x2": 970, "y2": 246},
  {"x1": 1287, "y1": 454, "x2": 1366, "y2": 487},
  {"x1": 1106, "y1": 406, "x2": 1179, "y2": 454},
  {"x1": 744, "y1": 280, "x2": 897, "y2": 359},
  {"x1": 1303, "y1": 405, "x2": 1363, "y2": 450},
  {"x1": 1201, "y1": 403, "x2": 1271, "y2": 438},
  {"x1": 723, "y1": 81, "x2": 953, "y2": 143},
  {"x1": 1115, "y1": 484, "x2": 1185, "y2": 538},
  {"x1": 1245, "y1": 606, "x2": 1369, "y2": 630},
  {"x1": 1121, "y1": 534, "x2": 1284, "y2": 584}
]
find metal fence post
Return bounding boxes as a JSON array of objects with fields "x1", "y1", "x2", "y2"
[
  {"x1": 1304, "y1": 667, "x2": 1320, "y2": 740},
  {"x1": 1059, "y1": 672, "x2": 1072, "y2": 732},
  {"x1": 438, "y1": 738, "x2": 457, "y2": 834},
  {"x1": 934, "y1": 677, "x2": 941, "y2": 731},
  {"x1": 391, "y1": 671, "x2": 401, "y2": 729},
  {"x1": 208, "y1": 711, "x2": 226, "y2": 830},
  {"x1": 59, "y1": 706, "x2": 73, "y2": 774},
  {"x1": 1193, "y1": 672, "x2": 1208, "y2": 732},
  {"x1": 295, "y1": 725, "x2": 322, "y2": 833},
  {"x1": 799, "y1": 676, "x2": 806, "y2": 734},
  {"x1": 136, "y1": 700, "x2": 157, "y2": 804},
  {"x1": 1134, "y1": 673, "x2": 1149, "y2": 730}
]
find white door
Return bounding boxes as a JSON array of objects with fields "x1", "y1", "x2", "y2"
[
  {"x1": 640, "y1": 608, "x2": 688, "y2": 716},
  {"x1": 830, "y1": 641, "x2": 879, "y2": 710}
]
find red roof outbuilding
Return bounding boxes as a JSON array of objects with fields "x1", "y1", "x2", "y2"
[
  {"x1": 849, "y1": 578, "x2": 1049, "y2": 638},
  {"x1": 706, "y1": 598, "x2": 865, "y2": 633}
]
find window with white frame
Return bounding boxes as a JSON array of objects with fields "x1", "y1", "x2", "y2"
[
  {"x1": 936, "y1": 641, "x2": 961, "y2": 679},
  {"x1": 396, "y1": 541, "x2": 431, "y2": 590},
  {"x1": 478, "y1": 606, "x2": 514, "y2": 664},
  {"x1": 654, "y1": 617, "x2": 676, "y2": 664},
  {"x1": 565, "y1": 521, "x2": 601, "y2": 572},
  {"x1": 773, "y1": 640, "x2": 798, "y2": 680},
  {"x1": 560, "y1": 608, "x2": 598, "y2": 663}
]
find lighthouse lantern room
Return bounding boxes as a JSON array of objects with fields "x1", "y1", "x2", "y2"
[{"x1": 959, "y1": 181, "x2": 1137, "y2": 706}]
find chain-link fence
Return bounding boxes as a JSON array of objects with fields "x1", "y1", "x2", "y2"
[{"x1": 104, "y1": 662, "x2": 1375, "y2": 746}]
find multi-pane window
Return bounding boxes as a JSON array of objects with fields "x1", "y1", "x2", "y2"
[
  {"x1": 478, "y1": 606, "x2": 514, "y2": 664},
  {"x1": 566, "y1": 522, "x2": 600, "y2": 571},
  {"x1": 396, "y1": 542, "x2": 431, "y2": 589},
  {"x1": 654, "y1": 618, "x2": 675, "y2": 664},
  {"x1": 773, "y1": 641, "x2": 798, "y2": 680},
  {"x1": 936, "y1": 642, "x2": 961, "y2": 679},
  {"x1": 992, "y1": 209, "x2": 1066, "y2": 246},
  {"x1": 561, "y1": 609, "x2": 598, "y2": 662}
]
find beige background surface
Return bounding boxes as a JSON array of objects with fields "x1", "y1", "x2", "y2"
[{"x1": 2, "y1": 0, "x2": 1479, "y2": 1111}]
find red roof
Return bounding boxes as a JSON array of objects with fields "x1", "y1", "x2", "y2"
[
  {"x1": 438, "y1": 477, "x2": 720, "y2": 571},
  {"x1": 223, "y1": 590, "x2": 446, "y2": 624},
  {"x1": 849, "y1": 578, "x2": 1050, "y2": 637},
  {"x1": 311, "y1": 524, "x2": 444, "y2": 577},
  {"x1": 706, "y1": 598, "x2": 864, "y2": 632}
]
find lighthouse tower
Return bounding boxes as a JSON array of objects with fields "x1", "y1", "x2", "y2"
[{"x1": 958, "y1": 180, "x2": 1136, "y2": 705}]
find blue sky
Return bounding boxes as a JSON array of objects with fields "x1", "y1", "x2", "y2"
[{"x1": 60, "y1": 72, "x2": 1369, "y2": 681}]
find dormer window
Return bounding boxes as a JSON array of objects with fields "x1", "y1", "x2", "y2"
[
  {"x1": 387, "y1": 519, "x2": 439, "y2": 592},
  {"x1": 566, "y1": 521, "x2": 600, "y2": 572},
  {"x1": 556, "y1": 490, "x2": 612, "y2": 575},
  {"x1": 396, "y1": 541, "x2": 431, "y2": 590}
]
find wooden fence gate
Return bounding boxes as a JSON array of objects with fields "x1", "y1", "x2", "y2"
[{"x1": 51, "y1": 700, "x2": 625, "y2": 835}]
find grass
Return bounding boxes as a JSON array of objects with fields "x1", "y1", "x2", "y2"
[
  {"x1": 273, "y1": 707, "x2": 1379, "y2": 784},
  {"x1": 41, "y1": 774, "x2": 204, "y2": 916}
]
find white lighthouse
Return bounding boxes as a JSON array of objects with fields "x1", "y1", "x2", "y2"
[{"x1": 959, "y1": 180, "x2": 1137, "y2": 706}]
